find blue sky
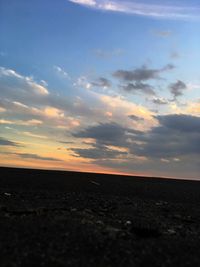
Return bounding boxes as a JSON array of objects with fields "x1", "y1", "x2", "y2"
[{"x1": 0, "y1": 0, "x2": 200, "y2": 179}]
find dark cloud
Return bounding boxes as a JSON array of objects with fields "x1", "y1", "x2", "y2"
[
  {"x1": 152, "y1": 98, "x2": 168, "y2": 105},
  {"x1": 91, "y1": 77, "x2": 112, "y2": 88},
  {"x1": 169, "y1": 80, "x2": 187, "y2": 99},
  {"x1": 157, "y1": 114, "x2": 200, "y2": 133},
  {"x1": 121, "y1": 82, "x2": 156, "y2": 95},
  {"x1": 72, "y1": 115, "x2": 200, "y2": 162},
  {"x1": 128, "y1": 115, "x2": 144, "y2": 121},
  {"x1": 72, "y1": 122, "x2": 140, "y2": 146},
  {"x1": 132, "y1": 115, "x2": 200, "y2": 158},
  {"x1": 113, "y1": 64, "x2": 175, "y2": 82},
  {"x1": 72, "y1": 143, "x2": 128, "y2": 160},
  {"x1": 15, "y1": 153, "x2": 62, "y2": 161},
  {"x1": 73, "y1": 122, "x2": 124, "y2": 143},
  {"x1": 0, "y1": 137, "x2": 19, "y2": 147},
  {"x1": 58, "y1": 141, "x2": 74, "y2": 144}
]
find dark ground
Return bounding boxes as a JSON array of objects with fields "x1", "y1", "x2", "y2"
[{"x1": 0, "y1": 167, "x2": 200, "y2": 266}]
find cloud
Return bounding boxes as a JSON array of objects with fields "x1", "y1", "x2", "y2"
[
  {"x1": 43, "y1": 107, "x2": 64, "y2": 118},
  {"x1": 113, "y1": 64, "x2": 175, "y2": 82},
  {"x1": 0, "y1": 66, "x2": 100, "y2": 125},
  {"x1": 72, "y1": 115, "x2": 200, "y2": 161},
  {"x1": 0, "y1": 137, "x2": 19, "y2": 147},
  {"x1": 100, "y1": 95, "x2": 156, "y2": 131},
  {"x1": 68, "y1": 0, "x2": 200, "y2": 20},
  {"x1": 71, "y1": 123, "x2": 131, "y2": 160},
  {"x1": 23, "y1": 132, "x2": 48, "y2": 139},
  {"x1": 186, "y1": 100, "x2": 200, "y2": 115},
  {"x1": 157, "y1": 114, "x2": 200, "y2": 133},
  {"x1": 0, "y1": 107, "x2": 6, "y2": 112},
  {"x1": 187, "y1": 83, "x2": 200, "y2": 91},
  {"x1": 0, "y1": 66, "x2": 156, "y2": 133},
  {"x1": 54, "y1": 66, "x2": 70, "y2": 79},
  {"x1": 169, "y1": 80, "x2": 187, "y2": 99},
  {"x1": 40, "y1": 80, "x2": 48, "y2": 87},
  {"x1": 58, "y1": 140, "x2": 74, "y2": 144},
  {"x1": 121, "y1": 82, "x2": 155, "y2": 95},
  {"x1": 15, "y1": 153, "x2": 62, "y2": 161},
  {"x1": 73, "y1": 76, "x2": 92, "y2": 89},
  {"x1": 132, "y1": 114, "x2": 200, "y2": 159},
  {"x1": 91, "y1": 77, "x2": 112, "y2": 88},
  {"x1": 0, "y1": 119, "x2": 43, "y2": 126},
  {"x1": 73, "y1": 122, "x2": 134, "y2": 145},
  {"x1": 70, "y1": 114, "x2": 200, "y2": 177},
  {"x1": 72, "y1": 122, "x2": 144, "y2": 161},
  {"x1": 128, "y1": 115, "x2": 144, "y2": 121},
  {"x1": 0, "y1": 67, "x2": 84, "y2": 128},
  {"x1": 152, "y1": 98, "x2": 168, "y2": 105},
  {"x1": 72, "y1": 143, "x2": 128, "y2": 159},
  {"x1": 70, "y1": 0, "x2": 95, "y2": 6},
  {"x1": 0, "y1": 67, "x2": 49, "y2": 106},
  {"x1": 29, "y1": 80, "x2": 49, "y2": 95}
]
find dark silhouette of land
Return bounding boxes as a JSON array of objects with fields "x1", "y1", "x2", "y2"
[{"x1": 0, "y1": 166, "x2": 200, "y2": 266}]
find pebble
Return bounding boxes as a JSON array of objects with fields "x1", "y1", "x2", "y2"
[
  {"x1": 125, "y1": 220, "x2": 132, "y2": 226},
  {"x1": 167, "y1": 228, "x2": 176, "y2": 235}
]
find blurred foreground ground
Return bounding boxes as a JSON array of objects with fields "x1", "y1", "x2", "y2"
[{"x1": 0, "y1": 167, "x2": 200, "y2": 266}]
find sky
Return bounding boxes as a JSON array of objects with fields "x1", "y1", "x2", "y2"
[{"x1": 0, "y1": 0, "x2": 200, "y2": 179}]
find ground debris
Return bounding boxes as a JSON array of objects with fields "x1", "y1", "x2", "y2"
[{"x1": 90, "y1": 180, "x2": 100, "y2": 186}]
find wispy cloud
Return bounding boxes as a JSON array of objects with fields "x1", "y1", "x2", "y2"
[
  {"x1": 113, "y1": 64, "x2": 175, "y2": 82},
  {"x1": 0, "y1": 67, "x2": 49, "y2": 96},
  {"x1": 71, "y1": 0, "x2": 96, "y2": 6},
  {"x1": 0, "y1": 119, "x2": 43, "y2": 126},
  {"x1": 54, "y1": 66, "x2": 70, "y2": 79},
  {"x1": 15, "y1": 153, "x2": 63, "y2": 162},
  {"x1": 68, "y1": 0, "x2": 200, "y2": 20},
  {"x1": 169, "y1": 80, "x2": 187, "y2": 99},
  {"x1": 0, "y1": 137, "x2": 20, "y2": 147},
  {"x1": 23, "y1": 132, "x2": 48, "y2": 139}
]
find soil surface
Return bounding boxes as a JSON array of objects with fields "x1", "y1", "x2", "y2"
[{"x1": 0, "y1": 167, "x2": 200, "y2": 266}]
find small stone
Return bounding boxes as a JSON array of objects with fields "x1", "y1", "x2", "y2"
[
  {"x1": 167, "y1": 228, "x2": 176, "y2": 235},
  {"x1": 125, "y1": 220, "x2": 132, "y2": 226},
  {"x1": 90, "y1": 180, "x2": 100, "y2": 186}
]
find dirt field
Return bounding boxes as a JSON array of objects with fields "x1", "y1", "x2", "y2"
[{"x1": 0, "y1": 167, "x2": 200, "y2": 266}]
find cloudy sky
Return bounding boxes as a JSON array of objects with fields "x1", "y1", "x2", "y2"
[{"x1": 0, "y1": 0, "x2": 200, "y2": 179}]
